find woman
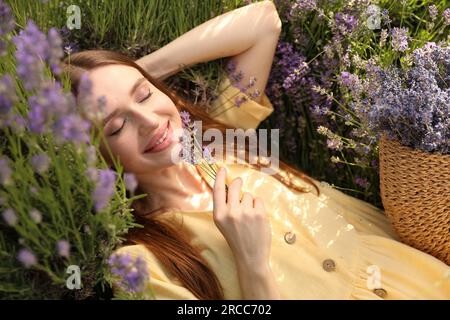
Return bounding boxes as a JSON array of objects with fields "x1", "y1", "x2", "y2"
[{"x1": 62, "y1": 1, "x2": 449, "y2": 299}]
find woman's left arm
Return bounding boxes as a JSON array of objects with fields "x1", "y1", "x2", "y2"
[{"x1": 135, "y1": 0, "x2": 281, "y2": 103}]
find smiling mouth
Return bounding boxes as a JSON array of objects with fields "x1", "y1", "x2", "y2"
[{"x1": 144, "y1": 120, "x2": 170, "y2": 153}]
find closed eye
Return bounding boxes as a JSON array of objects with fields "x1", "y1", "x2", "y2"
[
  {"x1": 110, "y1": 116, "x2": 128, "y2": 136},
  {"x1": 110, "y1": 91, "x2": 153, "y2": 136},
  {"x1": 140, "y1": 90, "x2": 153, "y2": 103}
]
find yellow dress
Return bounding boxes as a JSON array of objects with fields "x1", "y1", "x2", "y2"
[{"x1": 115, "y1": 75, "x2": 450, "y2": 300}]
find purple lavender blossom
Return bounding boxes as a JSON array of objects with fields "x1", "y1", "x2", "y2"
[
  {"x1": 443, "y1": 9, "x2": 450, "y2": 26},
  {"x1": 108, "y1": 252, "x2": 149, "y2": 293},
  {"x1": 381, "y1": 9, "x2": 391, "y2": 25},
  {"x1": 357, "y1": 42, "x2": 450, "y2": 154},
  {"x1": 26, "y1": 81, "x2": 73, "y2": 134},
  {"x1": 202, "y1": 146, "x2": 215, "y2": 164},
  {"x1": 17, "y1": 248, "x2": 37, "y2": 268},
  {"x1": 52, "y1": 113, "x2": 91, "y2": 145},
  {"x1": 234, "y1": 95, "x2": 248, "y2": 108},
  {"x1": 124, "y1": 173, "x2": 138, "y2": 194},
  {"x1": 334, "y1": 12, "x2": 358, "y2": 36},
  {"x1": 326, "y1": 138, "x2": 343, "y2": 151},
  {"x1": 0, "y1": 0, "x2": 15, "y2": 36},
  {"x1": 339, "y1": 71, "x2": 362, "y2": 95},
  {"x1": 56, "y1": 240, "x2": 70, "y2": 258},
  {"x1": 269, "y1": 42, "x2": 309, "y2": 92},
  {"x1": 428, "y1": 5, "x2": 438, "y2": 21},
  {"x1": 289, "y1": 0, "x2": 317, "y2": 19},
  {"x1": 13, "y1": 21, "x2": 49, "y2": 91},
  {"x1": 29, "y1": 209, "x2": 42, "y2": 224},
  {"x1": 355, "y1": 176, "x2": 370, "y2": 189},
  {"x1": 92, "y1": 169, "x2": 116, "y2": 212},
  {"x1": 47, "y1": 28, "x2": 64, "y2": 75},
  {"x1": 390, "y1": 27, "x2": 409, "y2": 52},
  {"x1": 0, "y1": 0, "x2": 15, "y2": 55},
  {"x1": 2, "y1": 208, "x2": 17, "y2": 226},
  {"x1": 179, "y1": 110, "x2": 191, "y2": 128},
  {"x1": 31, "y1": 153, "x2": 50, "y2": 174}
]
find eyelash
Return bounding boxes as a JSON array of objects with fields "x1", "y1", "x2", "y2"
[{"x1": 110, "y1": 90, "x2": 153, "y2": 136}]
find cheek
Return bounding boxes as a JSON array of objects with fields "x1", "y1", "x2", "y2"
[{"x1": 101, "y1": 138, "x2": 139, "y2": 170}]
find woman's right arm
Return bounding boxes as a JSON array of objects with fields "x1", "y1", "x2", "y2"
[
  {"x1": 212, "y1": 167, "x2": 281, "y2": 300},
  {"x1": 135, "y1": 0, "x2": 281, "y2": 94}
]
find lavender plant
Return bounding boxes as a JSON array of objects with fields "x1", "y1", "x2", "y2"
[
  {"x1": 0, "y1": 1, "x2": 139, "y2": 299},
  {"x1": 348, "y1": 42, "x2": 450, "y2": 154}
]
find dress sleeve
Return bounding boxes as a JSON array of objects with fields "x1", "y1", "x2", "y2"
[
  {"x1": 208, "y1": 74, "x2": 274, "y2": 130},
  {"x1": 113, "y1": 244, "x2": 199, "y2": 300}
]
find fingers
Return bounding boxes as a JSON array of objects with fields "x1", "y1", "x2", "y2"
[
  {"x1": 228, "y1": 177, "x2": 242, "y2": 205},
  {"x1": 254, "y1": 197, "x2": 265, "y2": 214},
  {"x1": 213, "y1": 167, "x2": 226, "y2": 207},
  {"x1": 241, "y1": 192, "x2": 253, "y2": 208}
]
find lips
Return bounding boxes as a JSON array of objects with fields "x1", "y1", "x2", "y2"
[{"x1": 143, "y1": 120, "x2": 169, "y2": 153}]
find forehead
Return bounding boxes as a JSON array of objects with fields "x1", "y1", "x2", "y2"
[{"x1": 87, "y1": 65, "x2": 144, "y2": 103}]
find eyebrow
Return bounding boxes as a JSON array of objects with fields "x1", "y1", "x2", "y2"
[{"x1": 102, "y1": 77, "x2": 146, "y2": 125}]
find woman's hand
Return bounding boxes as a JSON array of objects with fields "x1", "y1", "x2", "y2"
[
  {"x1": 212, "y1": 167, "x2": 271, "y2": 266},
  {"x1": 212, "y1": 167, "x2": 280, "y2": 299}
]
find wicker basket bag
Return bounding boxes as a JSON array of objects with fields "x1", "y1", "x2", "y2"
[{"x1": 379, "y1": 134, "x2": 450, "y2": 265}]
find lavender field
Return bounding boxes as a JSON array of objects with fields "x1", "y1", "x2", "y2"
[{"x1": 0, "y1": 0, "x2": 448, "y2": 299}]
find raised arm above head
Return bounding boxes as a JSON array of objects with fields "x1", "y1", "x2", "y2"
[{"x1": 135, "y1": 0, "x2": 282, "y2": 103}]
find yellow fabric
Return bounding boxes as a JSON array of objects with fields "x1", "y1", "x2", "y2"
[
  {"x1": 206, "y1": 74, "x2": 274, "y2": 129},
  {"x1": 114, "y1": 76, "x2": 450, "y2": 300}
]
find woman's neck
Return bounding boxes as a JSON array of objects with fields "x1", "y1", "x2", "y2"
[{"x1": 132, "y1": 162, "x2": 213, "y2": 217}]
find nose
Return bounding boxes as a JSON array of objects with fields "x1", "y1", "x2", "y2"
[{"x1": 137, "y1": 111, "x2": 160, "y2": 137}]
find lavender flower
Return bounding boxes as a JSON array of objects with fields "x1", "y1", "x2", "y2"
[
  {"x1": 355, "y1": 176, "x2": 370, "y2": 189},
  {"x1": 108, "y1": 252, "x2": 149, "y2": 293},
  {"x1": 289, "y1": 0, "x2": 317, "y2": 19},
  {"x1": 357, "y1": 42, "x2": 450, "y2": 154},
  {"x1": 334, "y1": 12, "x2": 358, "y2": 36},
  {"x1": 381, "y1": 9, "x2": 391, "y2": 25},
  {"x1": 17, "y1": 248, "x2": 37, "y2": 268},
  {"x1": 13, "y1": 21, "x2": 49, "y2": 91},
  {"x1": 443, "y1": 9, "x2": 450, "y2": 26},
  {"x1": 390, "y1": 27, "x2": 409, "y2": 52},
  {"x1": 52, "y1": 113, "x2": 91, "y2": 145},
  {"x1": 56, "y1": 240, "x2": 70, "y2": 258},
  {"x1": 0, "y1": 0, "x2": 15, "y2": 36},
  {"x1": 124, "y1": 173, "x2": 138, "y2": 194},
  {"x1": 428, "y1": 5, "x2": 438, "y2": 21},
  {"x1": 0, "y1": 0, "x2": 15, "y2": 55},
  {"x1": 268, "y1": 41, "x2": 309, "y2": 93},
  {"x1": 179, "y1": 110, "x2": 191, "y2": 127},
  {"x1": 31, "y1": 153, "x2": 50, "y2": 174},
  {"x1": 234, "y1": 95, "x2": 248, "y2": 108},
  {"x1": 92, "y1": 169, "x2": 116, "y2": 212},
  {"x1": 2, "y1": 208, "x2": 17, "y2": 226},
  {"x1": 379, "y1": 29, "x2": 388, "y2": 47},
  {"x1": 47, "y1": 28, "x2": 64, "y2": 75},
  {"x1": 26, "y1": 81, "x2": 72, "y2": 134},
  {"x1": 29, "y1": 209, "x2": 42, "y2": 224},
  {"x1": 339, "y1": 71, "x2": 363, "y2": 95},
  {"x1": 202, "y1": 146, "x2": 215, "y2": 164},
  {"x1": 326, "y1": 138, "x2": 343, "y2": 151}
]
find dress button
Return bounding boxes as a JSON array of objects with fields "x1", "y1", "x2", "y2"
[
  {"x1": 284, "y1": 231, "x2": 296, "y2": 244},
  {"x1": 373, "y1": 288, "x2": 387, "y2": 298},
  {"x1": 322, "y1": 259, "x2": 336, "y2": 272}
]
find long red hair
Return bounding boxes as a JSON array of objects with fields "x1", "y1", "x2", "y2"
[{"x1": 61, "y1": 50, "x2": 319, "y2": 300}]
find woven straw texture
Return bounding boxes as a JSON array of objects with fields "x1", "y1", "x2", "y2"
[{"x1": 379, "y1": 134, "x2": 450, "y2": 265}]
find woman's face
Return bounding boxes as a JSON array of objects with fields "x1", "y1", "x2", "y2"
[{"x1": 87, "y1": 65, "x2": 183, "y2": 174}]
